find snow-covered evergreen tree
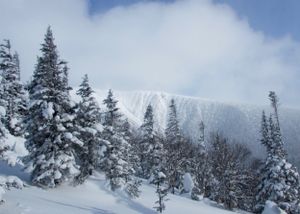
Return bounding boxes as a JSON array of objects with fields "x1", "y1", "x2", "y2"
[
  {"x1": 153, "y1": 171, "x2": 168, "y2": 213},
  {"x1": 138, "y1": 104, "x2": 165, "y2": 180},
  {"x1": 260, "y1": 111, "x2": 270, "y2": 153},
  {"x1": 255, "y1": 92, "x2": 300, "y2": 213},
  {"x1": 222, "y1": 162, "x2": 239, "y2": 210},
  {"x1": 74, "y1": 74, "x2": 102, "y2": 185},
  {"x1": 164, "y1": 99, "x2": 186, "y2": 194},
  {"x1": 122, "y1": 119, "x2": 141, "y2": 178},
  {"x1": 125, "y1": 178, "x2": 142, "y2": 199},
  {"x1": 192, "y1": 121, "x2": 212, "y2": 197},
  {"x1": 118, "y1": 118, "x2": 142, "y2": 198},
  {"x1": 101, "y1": 90, "x2": 134, "y2": 191},
  {"x1": 24, "y1": 27, "x2": 80, "y2": 188},
  {"x1": 208, "y1": 134, "x2": 229, "y2": 202},
  {"x1": 0, "y1": 74, "x2": 8, "y2": 158},
  {"x1": 165, "y1": 99, "x2": 180, "y2": 144},
  {"x1": 0, "y1": 40, "x2": 27, "y2": 136},
  {"x1": 208, "y1": 133, "x2": 255, "y2": 211}
]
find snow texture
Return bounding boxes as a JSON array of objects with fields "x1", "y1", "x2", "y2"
[
  {"x1": 0, "y1": 170, "x2": 236, "y2": 214},
  {"x1": 183, "y1": 173, "x2": 194, "y2": 193}
]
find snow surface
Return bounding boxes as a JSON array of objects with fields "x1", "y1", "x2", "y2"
[
  {"x1": 183, "y1": 173, "x2": 194, "y2": 193},
  {"x1": 0, "y1": 164, "x2": 238, "y2": 214},
  {"x1": 262, "y1": 201, "x2": 286, "y2": 214},
  {"x1": 2, "y1": 133, "x2": 27, "y2": 167},
  {"x1": 71, "y1": 90, "x2": 300, "y2": 167}
]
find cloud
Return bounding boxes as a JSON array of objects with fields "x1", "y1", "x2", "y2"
[{"x1": 0, "y1": 0, "x2": 300, "y2": 107}]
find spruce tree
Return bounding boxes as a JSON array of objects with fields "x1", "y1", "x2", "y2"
[
  {"x1": 222, "y1": 144, "x2": 255, "y2": 211},
  {"x1": 74, "y1": 74, "x2": 102, "y2": 184},
  {"x1": 192, "y1": 121, "x2": 212, "y2": 197},
  {"x1": 138, "y1": 104, "x2": 165, "y2": 180},
  {"x1": 0, "y1": 40, "x2": 27, "y2": 136},
  {"x1": 208, "y1": 134, "x2": 230, "y2": 203},
  {"x1": 255, "y1": 92, "x2": 300, "y2": 213},
  {"x1": 122, "y1": 119, "x2": 141, "y2": 178},
  {"x1": 24, "y1": 27, "x2": 80, "y2": 188},
  {"x1": 165, "y1": 99, "x2": 180, "y2": 144},
  {"x1": 260, "y1": 111, "x2": 270, "y2": 152},
  {"x1": 101, "y1": 90, "x2": 134, "y2": 191},
  {"x1": 119, "y1": 118, "x2": 142, "y2": 198},
  {"x1": 0, "y1": 60, "x2": 8, "y2": 158},
  {"x1": 222, "y1": 163, "x2": 238, "y2": 210},
  {"x1": 164, "y1": 99, "x2": 184, "y2": 194},
  {"x1": 208, "y1": 134, "x2": 254, "y2": 211}
]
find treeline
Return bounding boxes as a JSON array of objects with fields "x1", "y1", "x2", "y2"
[{"x1": 0, "y1": 27, "x2": 299, "y2": 213}]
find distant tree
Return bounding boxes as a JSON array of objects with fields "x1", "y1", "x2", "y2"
[
  {"x1": 192, "y1": 121, "x2": 212, "y2": 197},
  {"x1": 122, "y1": 119, "x2": 141, "y2": 178},
  {"x1": 138, "y1": 104, "x2": 165, "y2": 180},
  {"x1": 164, "y1": 99, "x2": 185, "y2": 194},
  {"x1": 73, "y1": 74, "x2": 102, "y2": 185},
  {"x1": 208, "y1": 133, "x2": 256, "y2": 210},
  {"x1": 269, "y1": 91, "x2": 280, "y2": 127},
  {"x1": 24, "y1": 27, "x2": 80, "y2": 188},
  {"x1": 165, "y1": 99, "x2": 180, "y2": 144},
  {"x1": 118, "y1": 118, "x2": 142, "y2": 198},
  {"x1": 255, "y1": 92, "x2": 300, "y2": 213}
]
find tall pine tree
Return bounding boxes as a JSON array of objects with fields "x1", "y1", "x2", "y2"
[
  {"x1": 192, "y1": 121, "x2": 212, "y2": 197},
  {"x1": 138, "y1": 104, "x2": 165, "y2": 180},
  {"x1": 100, "y1": 90, "x2": 134, "y2": 191},
  {"x1": 255, "y1": 91, "x2": 300, "y2": 213},
  {"x1": 24, "y1": 27, "x2": 80, "y2": 188},
  {"x1": 74, "y1": 74, "x2": 102, "y2": 184},
  {"x1": 164, "y1": 99, "x2": 184, "y2": 194}
]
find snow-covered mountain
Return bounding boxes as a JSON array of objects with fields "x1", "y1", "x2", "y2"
[{"x1": 79, "y1": 90, "x2": 300, "y2": 167}]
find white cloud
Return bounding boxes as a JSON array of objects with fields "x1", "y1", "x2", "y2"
[{"x1": 0, "y1": 0, "x2": 299, "y2": 107}]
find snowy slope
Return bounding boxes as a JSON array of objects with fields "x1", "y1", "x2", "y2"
[
  {"x1": 0, "y1": 162, "x2": 237, "y2": 214},
  {"x1": 79, "y1": 90, "x2": 300, "y2": 167},
  {"x1": 1, "y1": 90, "x2": 296, "y2": 214}
]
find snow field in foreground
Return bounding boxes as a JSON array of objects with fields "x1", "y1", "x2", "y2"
[{"x1": 0, "y1": 168, "x2": 236, "y2": 214}]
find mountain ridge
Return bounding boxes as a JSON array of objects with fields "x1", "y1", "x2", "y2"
[{"x1": 71, "y1": 89, "x2": 300, "y2": 167}]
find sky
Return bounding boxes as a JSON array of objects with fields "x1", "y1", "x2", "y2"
[
  {"x1": 89, "y1": 0, "x2": 300, "y2": 40},
  {"x1": 0, "y1": 0, "x2": 300, "y2": 107}
]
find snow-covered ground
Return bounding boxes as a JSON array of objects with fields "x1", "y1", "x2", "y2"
[{"x1": 0, "y1": 162, "x2": 237, "y2": 214}]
